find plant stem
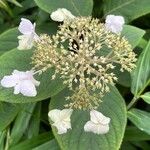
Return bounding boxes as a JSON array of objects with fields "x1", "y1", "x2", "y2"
[
  {"x1": 127, "y1": 96, "x2": 139, "y2": 110},
  {"x1": 127, "y1": 79, "x2": 150, "y2": 110}
]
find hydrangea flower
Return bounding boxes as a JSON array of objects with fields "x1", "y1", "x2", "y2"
[
  {"x1": 32, "y1": 17, "x2": 136, "y2": 109},
  {"x1": 48, "y1": 109, "x2": 73, "y2": 134},
  {"x1": 84, "y1": 110, "x2": 110, "y2": 134},
  {"x1": 1, "y1": 70, "x2": 40, "y2": 97},
  {"x1": 50, "y1": 8, "x2": 75, "y2": 22},
  {"x1": 105, "y1": 15, "x2": 125, "y2": 34},
  {"x1": 18, "y1": 18, "x2": 39, "y2": 50}
]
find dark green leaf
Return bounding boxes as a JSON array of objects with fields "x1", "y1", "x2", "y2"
[
  {"x1": 0, "y1": 102, "x2": 20, "y2": 131},
  {"x1": 33, "y1": 139, "x2": 60, "y2": 150},
  {"x1": 141, "y1": 92, "x2": 150, "y2": 104},
  {"x1": 122, "y1": 25, "x2": 145, "y2": 48},
  {"x1": 0, "y1": 130, "x2": 6, "y2": 150},
  {"x1": 131, "y1": 41, "x2": 150, "y2": 96},
  {"x1": 49, "y1": 86, "x2": 127, "y2": 150},
  {"x1": 0, "y1": 49, "x2": 65, "y2": 103},
  {"x1": 128, "y1": 108, "x2": 150, "y2": 135},
  {"x1": 103, "y1": 0, "x2": 150, "y2": 22},
  {"x1": 26, "y1": 102, "x2": 41, "y2": 139},
  {"x1": 10, "y1": 132, "x2": 53, "y2": 150},
  {"x1": 10, "y1": 103, "x2": 36, "y2": 145},
  {"x1": 124, "y1": 126, "x2": 150, "y2": 141},
  {"x1": 0, "y1": 28, "x2": 19, "y2": 55},
  {"x1": 34, "y1": 0, "x2": 93, "y2": 16}
]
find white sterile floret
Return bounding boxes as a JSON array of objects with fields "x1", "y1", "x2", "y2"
[
  {"x1": 48, "y1": 109, "x2": 73, "y2": 134},
  {"x1": 84, "y1": 110, "x2": 110, "y2": 134},
  {"x1": 1, "y1": 70, "x2": 40, "y2": 97},
  {"x1": 105, "y1": 15, "x2": 125, "y2": 34},
  {"x1": 18, "y1": 18, "x2": 39, "y2": 50},
  {"x1": 50, "y1": 8, "x2": 75, "y2": 22}
]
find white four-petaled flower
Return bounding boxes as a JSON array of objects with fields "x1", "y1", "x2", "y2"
[
  {"x1": 50, "y1": 8, "x2": 75, "y2": 22},
  {"x1": 1, "y1": 70, "x2": 40, "y2": 97},
  {"x1": 18, "y1": 18, "x2": 39, "y2": 50},
  {"x1": 105, "y1": 15, "x2": 125, "y2": 34},
  {"x1": 48, "y1": 109, "x2": 73, "y2": 134},
  {"x1": 84, "y1": 110, "x2": 110, "y2": 134}
]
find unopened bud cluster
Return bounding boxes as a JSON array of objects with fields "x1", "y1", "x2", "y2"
[{"x1": 32, "y1": 17, "x2": 136, "y2": 109}]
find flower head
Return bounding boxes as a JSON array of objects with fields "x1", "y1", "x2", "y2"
[
  {"x1": 48, "y1": 109, "x2": 73, "y2": 134},
  {"x1": 18, "y1": 18, "x2": 39, "y2": 50},
  {"x1": 1, "y1": 70, "x2": 40, "y2": 97},
  {"x1": 105, "y1": 15, "x2": 125, "y2": 34},
  {"x1": 84, "y1": 110, "x2": 110, "y2": 134},
  {"x1": 50, "y1": 8, "x2": 75, "y2": 22},
  {"x1": 32, "y1": 17, "x2": 136, "y2": 109}
]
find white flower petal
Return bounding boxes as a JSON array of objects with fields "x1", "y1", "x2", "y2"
[
  {"x1": 48, "y1": 109, "x2": 73, "y2": 134},
  {"x1": 1, "y1": 75, "x2": 18, "y2": 87},
  {"x1": 96, "y1": 124, "x2": 110, "y2": 134},
  {"x1": 17, "y1": 34, "x2": 34, "y2": 50},
  {"x1": 53, "y1": 122, "x2": 68, "y2": 134},
  {"x1": 90, "y1": 110, "x2": 110, "y2": 125},
  {"x1": 60, "y1": 109, "x2": 73, "y2": 121},
  {"x1": 105, "y1": 15, "x2": 125, "y2": 34},
  {"x1": 14, "y1": 84, "x2": 20, "y2": 94},
  {"x1": 51, "y1": 9, "x2": 65, "y2": 22},
  {"x1": 18, "y1": 18, "x2": 35, "y2": 35},
  {"x1": 84, "y1": 121, "x2": 94, "y2": 132},
  {"x1": 84, "y1": 121, "x2": 110, "y2": 134},
  {"x1": 25, "y1": 71, "x2": 40, "y2": 86},
  {"x1": 61, "y1": 8, "x2": 75, "y2": 20},
  {"x1": 50, "y1": 8, "x2": 75, "y2": 22},
  {"x1": 84, "y1": 110, "x2": 111, "y2": 135},
  {"x1": 19, "y1": 80, "x2": 37, "y2": 97},
  {"x1": 1, "y1": 70, "x2": 39, "y2": 97},
  {"x1": 48, "y1": 109, "x2": 61, "y2": 123}
]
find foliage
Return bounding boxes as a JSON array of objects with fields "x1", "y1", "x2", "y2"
[{"x1": 0, "y1": 0, "x2": 150, "y2": 149}]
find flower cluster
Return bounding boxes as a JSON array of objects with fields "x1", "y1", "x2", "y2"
[
  {"x1": 32, "y1": 16, "x2": 136, "y2": 109},
  {"x1": 0, "y1": 8, "x2": 137, "y2": 135}
]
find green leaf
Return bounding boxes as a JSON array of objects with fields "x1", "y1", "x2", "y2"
[
  {"x1": 0, "y1": 28, "x2": 19, "y2": 55},
  {"x1": 121, "y1": 141, "x2": 137, "y2": 150},
  {"x1": 124, "y1": 126, "x2": 150, "y2": 141},
  {"x1": 34, "y1": 0, "x2": 93, "y2": 16},
  {"x1": 33, "y1": 139, "x2": 60, "y2": 150},
  {"x1": 0, "y1": 130, "x2": 6, "y2": 150},
  {"x1": 103, "y1": 0, "x2": 150, "y2": 22},
  {"x1": 0, "y1": 0, "x2": 13, "y2": 17},
  {"x1": 128, "y1": 108, "x2": 150, "y2": 135},
  {"x1": 131, "y1": 41, "x2": 150, "y2": 96},
  {"x1": 49, "y1": 86, "x2": 127, "y2": 150},
  {"x1": 122, "y1": 25, "x2": 145, "y2": 48},
  {"x1": 10, "y1": 132, "x2": 53, "y2": 150},
  {"x1": 114, "y1": 25, "x2": 145, "y2": 87},
  {"x1": 141, "y1": 92, "x2": 150, "y2": 104},
  {"x1": 10, "y1": 103, "x2": 36, "y2": 145},
  {"x1": 0, "y1": 22, "x2": 58, "y2": 56},
  {"x1": 132, "y1": 141, "x2": 150, "y2": 150},
  {"x1": 13, "y1": 0, "x2": 36, "y2": 14},
  {"x1": 0, "y1": 49, "x2": 65, "y2": 103},
  {"x1": 26, "y1": 102, "x2": 41, "y2": 139},
  {"x1": 0, "y1": 102, "x2": 20, "y2": 131},
  {"x1": 7, "y1": 0, "x2": 22, "y2": 7}
]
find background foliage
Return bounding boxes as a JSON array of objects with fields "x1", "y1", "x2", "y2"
[{"x1": 0, "y1": 0, "x2": 150, "y2": 149}]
